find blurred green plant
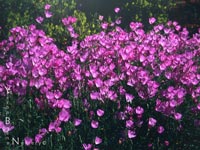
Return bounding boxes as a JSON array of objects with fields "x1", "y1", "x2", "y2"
[
  {"x1": 0, "y1": 0, "x2": 101, "y2": 48},
  {"x1": 116, "y1": 0, "x2": 176, "y2": 30}
]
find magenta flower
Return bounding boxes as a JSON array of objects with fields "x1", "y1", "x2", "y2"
[
  {"x1": 1, "y1": 124, "x2": 14, "y2": 133},
  {"x1": 128, "y1": 130, "x2": 136, "y2": 138},
  {"x1": 83, "y1": 143, "x2": 92, "y2": 150},
  {"x1": 91, "y1": 120, "x2": 99, "y2": 129},
  {"x1": 126, "y1": 120, "x2": 134, "y2": 128},
  {"x1": 45, "y1": 11, "x2": 53, "y2": 18},
  {"x1": 36, "y1": 16, "x2": 44, "y2": 24},
  {"x1": 56, "y1": 99, "x2": 72, "y2": 109},
  {"x1": 114, "y1": 7, "x2": 120, "y2": 13},
  {"x1": 73, "y1": 118, "x2": 82, "y2": 126},
  {"x1": 157, "y1": 126, "x2": 165, "y2": 134},
  {"x1": 62, "y1": 16, "x2": 77, "y2": 26},
  {"x1": 148, "y1": 117, "x2": 157, "y2": 127},
  {"x1": 94, "y1": 78, "x2": 103, "y2": 88},
  {"x1": 197, "y1": 103, "x2": 200, "y2": 110},
  {"x1": 44, "y1": 4, "x2": 51, "y2": 10},
  {"x1": 95, "y1": 136, "x2": 102, "y2": 145},
  {"x1": 35, "y1": 134, "x2": 42, "y2": 143},
  {"x1": 99, "y1": 15, "x2": 104, "y2": 21},
  {"x1": 149, "y1": 17, "x2": 156, "y2": 24},
  {"x1": 97, "y1": 109, "x2": 104, "y2": 117},
  {"x1": 48, "y1": 120, "x2": 61, "y2": 133},
  {"x1": 125, "y1": 93, "x2": 134, "y2": 103},
  {"x1": 135, "y1": 106, "x2": 144, "y2": 115},
  {"x1": 90, "y1": 92, "x2": 100, "y2": 100},
  {"x1": 101, "y1": 22, "x2": 108, "y2": 30},
  {"x1": 174, "y1": 112, "x2": 182, "y2": 120},
  {"x1": 58, "y1": 108, "x2": 71, "y2": 122},
  {"x1": 39, "y1": 128, "x2": 47, "y2": 136},
  {"x1": 24, "y1": 137, "x2": 33, "y2": 146},
  {"x1": 169, "y1": 100, "x2": 177, "y2": 108}
]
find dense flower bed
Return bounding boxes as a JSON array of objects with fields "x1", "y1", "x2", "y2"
[{"x1": 0, "y1": 4, "x2": 200, "y2": 150}]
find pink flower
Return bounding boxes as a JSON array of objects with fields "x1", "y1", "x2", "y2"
[
  {"x1": 101, "y1": 22, "x2": 108, "y2": 30},
  {"x1": 1, "y1": 124, "x2": 14, "y2": 133},
  {"x1": 128, "y1": 130, "x2": 136, "y2": 138},
  {"x1": 62, "y1": 16, "x2": 77, "y2": 26},
  {"x1": 95, "y1": 136, "x2": 102, "y2": 145},
  {"x1": 35, "y1": 134, "x2": 42, "y2": 143},
  {"x1": 174, "y1": 112, "x2": 182, "y2": 120},
  {"x1": 97, "y1": 109, "x2": 104, "y2": 117},
  {"x1": 197, "y1": 103, "x2": 200, "y2": 110},
  {"x1": 44, "y1": 4, "x2": 51, "y2": 10},
  {"x1": 90, "y1": 92, "x2": 100, "y2": 100},
  {"x1": 149, "y1": 17, "x2": 156, "y2": 24},
  {"x1": 24, "y1": 137, "x2": 33, "y2": 146},
  {"x1": 125, "y1": 93, "x2": 134, "y2": 103},
  {"x1": 126, "y1": 120, "x2": 134, "y2": 128},
  {"x1": 148, "y1": 117, "x2": 157, "y2": 127},
  {"x1": 48, "y1": 120, "x2": 61, "y2": 133},
  {"x1": 58, "y1": 108, "x2": 71, "y2": 122},
  {"x1": 157, "y1": 126, "x2": 165, "y2": 134},
  {"x1": 36, "y1": 16, "x2": 44, "y2": 24},
  {"x1": 99, "y1": 15, "x2": 104, "y2": 21},
  {"x1": 135, "y1": 106, "x2": 144, "y2": 115},
  {"x1": 73, "y1": 118, "x2": 82, "y2": 126},
  {"x1": 45, "y1": 11, "x2": 53, "y2": 18},
  {"x1": 94, "y1": 78, "x2": 103, "y2": 88},
  {"x1": 91, "y1": 120, "x2": 99, "y2": 129},
  {"x1": 114, "y1": 7, "x2": 120, "y2": 13},
  {"x1": 83, "y1": 143, "x2": 92, "y2": 150}
]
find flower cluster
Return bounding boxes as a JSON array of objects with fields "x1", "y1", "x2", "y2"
[{"x1": 0, "y1": 5, "x2": 200, "y2": 149}]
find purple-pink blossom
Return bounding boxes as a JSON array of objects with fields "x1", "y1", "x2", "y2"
[
  {"x1": 36, "y1": 16, "x2": 44, "y2": 24},
  {"x1": 24, "y1": 137, "x2": 33, "y2": 146},
  {"x1": 114, "y1": 7, "x2": 120, "y2": 13},
  {"x1": 58, "y1": 108, "x2": 71, "y2": 122},
  {"x1": 97, "y1": 109, "x2": 104, "y2": 117},
  {"x1": 73, "y1": 118, "x2": 82, "y2": 126},
  {"x1": 128, "y1": 130, "x2": 136, "y2": 138},
  {"x1": 44, "y1": 4, "x2": 51, "y2": 10},
  {"x1": 148, "y1": 117, "x2": 157, "y2": 127},
  {"x1": 149, "y1": 17, "x2": 156, "y2": 24},
  {"x1": 95, "y1": 136, "x2": 102, "y2": 145},
  {"x1": 91, "y1": 120, "x2": 99, "y2": 129}
]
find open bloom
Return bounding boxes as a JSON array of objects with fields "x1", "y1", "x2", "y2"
[
  {"x1": 24, "y1": 137, "x2": 33, "y2": 146},
  {"x1": 73, "y1": 118, "x2": 82, "y2": 126},
  {"x1": 135, "y1": 106, "x2": 144, "y2": 115},
  {"x1": 83, "y1": 143, "x2": 92, "y2": 150},
  {"x1": 174, "y1": 113, "x2": 182, "y2": 120},
  {"x1": 95, "y1": 136, "x2": 102, "y2": 145},
  {"x1": 157, "y1": 126, "x2": 165, "y2": 134},
  {"x1": 128, "y1": 130, "x2": 136, "y2": 138},
  {"x1": 114, "y1": 7, "x2": 120, "y2": 13},
  {"x1": 91, "y1": 120, "x2": 99, "y2": 129},
  {"x1": 149, "y1": 17, "x2": 156, "y2": 24},
  {"x1": 97, "y1": 109, "x2": 104, "y2": 117},
  {"x1": 148, "y1": 117, "x2": 157, "y2": 127},
  {"x1": 45, "y1": 11, "x2": 53, "y2": 18},
  {"x1": 59, "y1": 108, "x2": 71, "y2": 122},
  {"x1": 36, "y1": 16, "x2": 44, "y2": 24},
  {"x1": 44, "y1": 4, "x2": 51, "y2": 10}
]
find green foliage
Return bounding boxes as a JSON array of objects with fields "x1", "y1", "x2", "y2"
[
  {"x1": 0, "y1": 0, "x2": 100, "y2": 48},
  {"x1": 120, "y1": 0, "x2": 175, "y2": 30}
]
